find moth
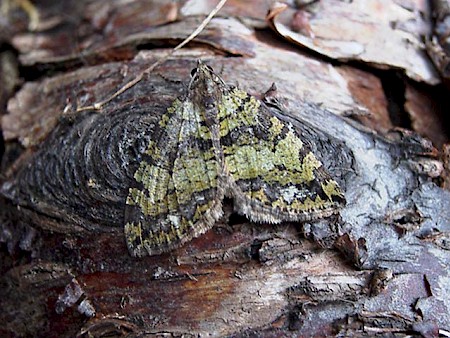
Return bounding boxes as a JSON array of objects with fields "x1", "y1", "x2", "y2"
[{"x1": 124, "y1": 61, "x2": 345, "y2": 257}]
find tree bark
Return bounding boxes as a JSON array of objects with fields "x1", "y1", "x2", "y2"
[{"x1": 1, "y1": 1, "x2": 449, "y2": 337}]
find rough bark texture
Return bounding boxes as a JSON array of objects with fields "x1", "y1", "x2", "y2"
[{"x1": 1, "y1": 1, "x2": 449, "y2": 337}]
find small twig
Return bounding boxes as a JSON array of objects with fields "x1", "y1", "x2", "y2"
[
  {"x1": 77, "y1": 0, "x2": 228, "y2": 112},
  {"x1": 1, "y1": 0, "x2": 40, "y2": 30}
]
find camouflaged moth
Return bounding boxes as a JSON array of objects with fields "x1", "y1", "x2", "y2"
[{"x1": 124, "y1": 61, "x2": 345, "y2": 257}]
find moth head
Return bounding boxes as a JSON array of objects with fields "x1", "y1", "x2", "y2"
[{"x1": 188, "y1": 60, "x2": 225, "y2": 92}]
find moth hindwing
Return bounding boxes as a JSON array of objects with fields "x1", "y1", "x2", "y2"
[{"x1": 124, "y1": 61, "x2": 345, "y2": 257}]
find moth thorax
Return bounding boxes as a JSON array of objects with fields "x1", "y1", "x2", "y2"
[{"x1": 202, "y1": 102, "x2": 219, "y2": 127}]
